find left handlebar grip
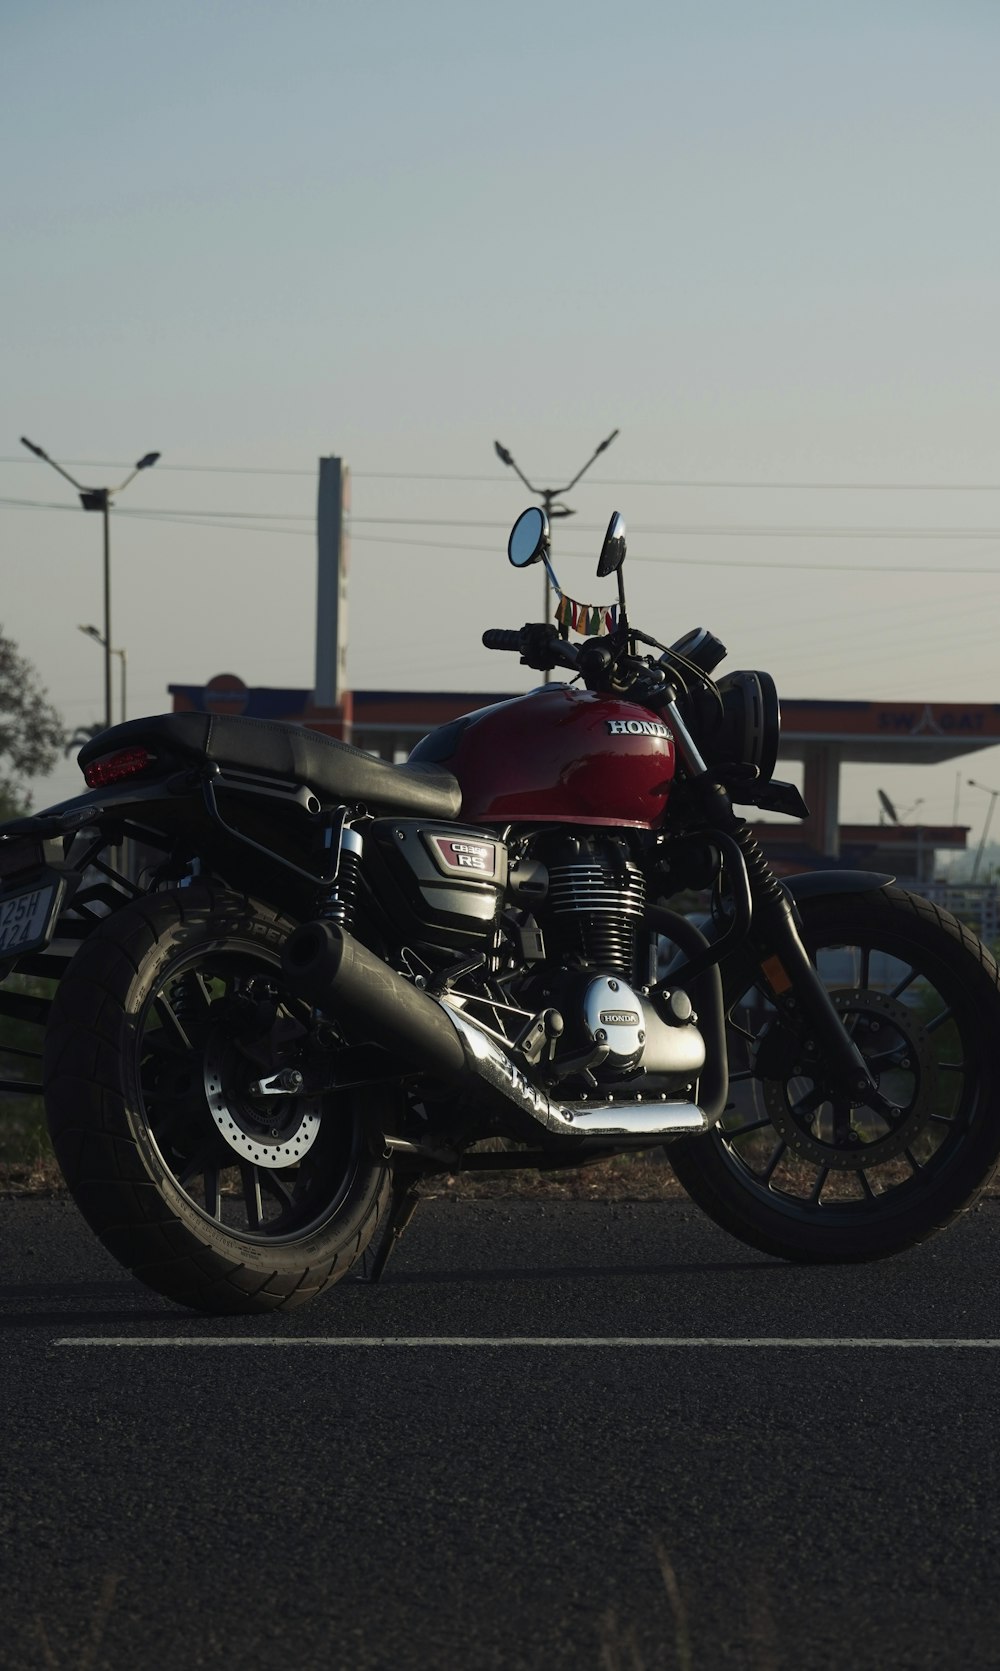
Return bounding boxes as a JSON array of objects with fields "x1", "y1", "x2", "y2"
[{"x1": 482, "y1": 629, "x2": 522, "y2": 651}]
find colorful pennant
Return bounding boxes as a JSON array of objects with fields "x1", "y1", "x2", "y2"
[{"x1": 555, "y1": 593, "x2": 618, "y2": 637}]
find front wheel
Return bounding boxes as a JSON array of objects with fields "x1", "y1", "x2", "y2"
[
  {"x1": 668, "y1": 885, "x2": 1000, "y2": 1262},
  {"x1": 44, "y1": 887, "x2": 393, "y2": 1313}
]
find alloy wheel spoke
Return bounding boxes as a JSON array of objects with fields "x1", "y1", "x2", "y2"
[
  {"x1": 260, "y1": 1169, "x2": 295, "y2": 1211},
  {"x1": 860, "y1": 946, "x2": 871, "y2": 990},
  {"x1": 858, "y1": 1168, "x2": 876, "y2": 1199},
  {"x1": 809, "y1": 1165, "x2": 830, "y2": 1205},
  {"x1": 761, "y1": 1138, "x2": 787, "y2": 1184},
  {"x1": 203, "y1": 1164, "x2": 222, "y2": 1219},
  {"x1": 155, "y1": 995, "x2": 193, "y2": 1051},
  {"x1": 789, "y1": 1084, "x2": 826, "y2": 1121},
  {"x1": 240, "y1": 1163, "x2": 265, "y2": 1230},
  {"x1": 890, "y1": 967, "x2": 918, "y2": 1000},
  {"x1": 725, "y1": 1116, "x2": 774, "y2": 1140},
  {"x1": 861, "y1": 1042, "x2": 909, "y2": 1069},
  {"x1": 177, "y1": 1140, "x2": 221, "y2": 1190},
  {"x1": 924, "y1": 1005, "x2": 954, "y2": 1037}
]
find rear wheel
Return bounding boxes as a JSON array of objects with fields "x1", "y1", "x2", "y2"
[
  {"x1": 668, "y1": 886, "x2": 1000, "y2": 1262},
  {"x1": 44, "y1": 887, "x2": 392, "y2": 1313}
]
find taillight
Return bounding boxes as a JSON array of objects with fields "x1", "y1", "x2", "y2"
[{"x1": 84, "y1": 746, "x2": 155, "y2": 788}]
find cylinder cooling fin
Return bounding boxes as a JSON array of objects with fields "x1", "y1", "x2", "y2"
[{"x1": 535, "y1": 834, "x2": 647, "y2": 981}]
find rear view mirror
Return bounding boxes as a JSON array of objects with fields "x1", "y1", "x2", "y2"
[
  {"x1": 597, "y1": 512, "x2": 626, "y2": 577},
  {"x1": 508, "y1": 506, "x2": 550, "y2": 568}
]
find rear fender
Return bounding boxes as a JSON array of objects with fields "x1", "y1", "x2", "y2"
[{"x1": 0, "y1": 772, "x2": 202, "y2": 842}]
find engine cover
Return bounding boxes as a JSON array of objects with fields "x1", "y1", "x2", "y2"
[
  {"x1": 533, "y1": 968, "x2": 707, "y2": 1090},
  {"x1": 581, "y1": 975, "x2": 645, "y2": 1069}
]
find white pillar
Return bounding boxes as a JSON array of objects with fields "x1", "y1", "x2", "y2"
[
  {"x1": 316, "y1": 457, "x2": 350, "y2": 705},
  {"x1": 803, "y1": 743, "x2": 841, "y2": 859}
]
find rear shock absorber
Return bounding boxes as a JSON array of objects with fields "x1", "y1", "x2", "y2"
[{"x1": 319, "y1": 819, "x2": 364, "y2": 931}]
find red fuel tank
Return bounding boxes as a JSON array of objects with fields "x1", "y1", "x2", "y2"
[{"x1": 410, "y1": 685, "x2": 676, "y2": 829}]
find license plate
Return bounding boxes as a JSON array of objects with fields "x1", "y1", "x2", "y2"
[{"x1": 0, "y1": 881, "x2": 59, "y2": 954}]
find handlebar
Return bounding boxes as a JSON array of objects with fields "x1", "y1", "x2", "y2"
[
  {"x1": 482, "y1": 622, "x2": 681, "y2": 704},
  {"x1": 482, "y1": 624, "x2": 582, "y2": 673},
  {"x1": 482, "y1": 629, "x2": 523, "y2": 652}
]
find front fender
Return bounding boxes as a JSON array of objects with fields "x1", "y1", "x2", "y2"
[
  {"x1": 783, "y1": 869, "x2": 894, "y2": 904},
  {"x1": 719, "y1": 870, "x2": 896, "y2": 1008}
]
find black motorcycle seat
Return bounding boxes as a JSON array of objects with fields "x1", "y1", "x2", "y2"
[{"x1": 78, "y1": 713, "x2": 464, "y2": 820}]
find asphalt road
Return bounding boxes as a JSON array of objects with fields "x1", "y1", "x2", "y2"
[{"x1": 3, "y1": 1193, "x2": 1000, "y2": 1671}]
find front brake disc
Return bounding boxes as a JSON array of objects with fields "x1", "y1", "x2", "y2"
[{"x1": 761, "y1": 987, "x2": 935, "y2": 1170}]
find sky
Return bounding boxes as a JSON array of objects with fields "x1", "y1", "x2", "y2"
[{"x1": 3, "y1": 0, "x2": 1000, "y2": 855}]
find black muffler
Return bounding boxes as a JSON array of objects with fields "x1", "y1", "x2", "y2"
[
  {"x1": 280, "y1": 919, "x2": 711, "y2": 1145},
  {"x1": 281, "y1": 919, "x2": 467, "y2": 1076}
]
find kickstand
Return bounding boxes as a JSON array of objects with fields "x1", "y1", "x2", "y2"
[{"x1": 359, "y1": 1178, "x2": 422, "y2": 1284}]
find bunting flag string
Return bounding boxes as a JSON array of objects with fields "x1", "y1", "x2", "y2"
[{"x1": 554, "y1": 592, "x2": 618, "y2": 637}]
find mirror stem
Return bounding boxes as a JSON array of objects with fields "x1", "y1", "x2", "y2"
[{"x1": 617, "y1": 565, "x2": 628, "y2": 636}]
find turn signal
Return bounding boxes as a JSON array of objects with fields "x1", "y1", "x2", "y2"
[{"x1": 84, "y1": 746, "x2": 154, "y2": 788}]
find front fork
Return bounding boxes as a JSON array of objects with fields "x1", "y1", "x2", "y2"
[
  {"x1": 740, "y1": 870, "x2": 893, "y2": 1116},
  {"x1": 662, "y1": 697, "x2": 891, "y2": 1116}
]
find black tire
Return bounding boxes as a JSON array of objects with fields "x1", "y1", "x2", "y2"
[
  {"x1": 668, "y1": 885, "x2": 1000, "y2": 1262},
  {"x1": 43, "y1": 886, "x2": 393, "y2": 1314}
]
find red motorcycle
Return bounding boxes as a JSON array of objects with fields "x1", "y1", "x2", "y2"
[{"x1": 4, "y1": 506, "x2": 1000, "y2": 1313}]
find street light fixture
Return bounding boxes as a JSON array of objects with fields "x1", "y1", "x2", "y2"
[
  {"x1": 493, "y1": 430, "x2": 619, "y2": 683},
  {"x1": 20, "y1": 436, "x2": 159, "y2": 730},
  {"x1": 78, "y1": 625, "x2": 127, "y2": 726}
]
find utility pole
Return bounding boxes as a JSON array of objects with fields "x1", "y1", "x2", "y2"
[
  {"x1": 493, "y1": 430, "x2": 619, "y2": 681},
  {"x1": 20, "y1": 437, "x2": 159, "y2": 730}
]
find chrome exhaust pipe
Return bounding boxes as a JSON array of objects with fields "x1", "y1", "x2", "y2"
[
  {"x1": 282, "y1": 921, "x2": 711, "y2": 1144},
  {"x1": 443, "y1": 1009, "x2": 709, "y2": 1142}
]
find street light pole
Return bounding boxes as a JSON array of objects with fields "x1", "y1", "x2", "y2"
[
  {"x1": 98, "y1": 491, "x2": 111, "y2": 727},
  {"x1": 78, "y1": 625, "x2": 127, "y2": 725},
  {"x1": 493, "y1": 430, "x2": 619, "y2": 682},
  {"x1": 21, "y1": 437, "x2": 159, "y2": 730},
  {"x1": 968, "y1": 779, "x2": 1000, "y2": 881}
]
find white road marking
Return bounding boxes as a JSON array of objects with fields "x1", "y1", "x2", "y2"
[{"x1": 52, "y1": 1336, "x2": 1000, "y2": 1349}]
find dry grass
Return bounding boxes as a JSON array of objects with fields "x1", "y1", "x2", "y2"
[
  {"x1": 0, "y1": 1151, "x2": 64, "y2": 1196},
  {"x1": 423, "y1": 1150, "x2": 688, "y2": 1201},
  {"x1": 0, "y1": 1140, "x2": 687, "y2": 1202},
  {"x1": 4, "y1": 1123, "x2": 998, "y2": 1204},
  {"x1": 6, "y1": 1141, "x2": 1000, "y2": 1202},
  {"x1": 0, "y1": 1101, "x2": 62, "y2": 1195}
]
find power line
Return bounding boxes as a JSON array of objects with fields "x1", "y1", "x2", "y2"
[
  {"x1": 351, "y1": 516, "x2": 1000, "y2": 540},
  {"x1": 348, "y1": 532, "x2": 1000, "y2": 574},
  {"x1": 5, "y1": 495, "x2": 1000, "y2": 545},
  {"x1": 5, "y1": 458, "x2": 1000, "y2": 490},
  {"x1": 6, "y1": 496, "x2": 1000, "y2": 575}
]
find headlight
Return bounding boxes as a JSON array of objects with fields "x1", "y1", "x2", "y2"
[{"x1": 708, "y1": 670, "x2": 780, "y2": 783}]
